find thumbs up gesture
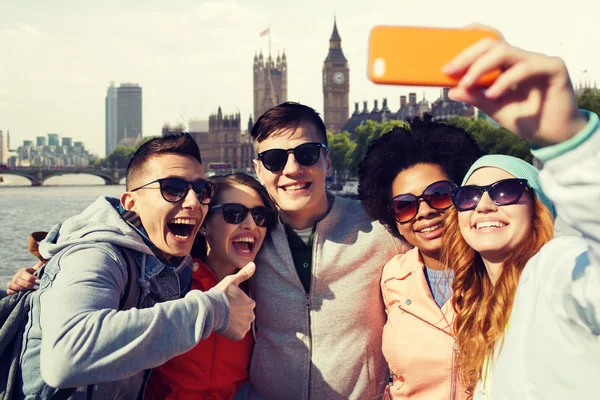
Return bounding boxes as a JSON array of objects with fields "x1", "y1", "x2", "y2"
[{"x1": 215, "y1": 262, "x2": 256, "y2": 341}]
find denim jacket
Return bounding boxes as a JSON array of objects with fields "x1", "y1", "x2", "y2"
[{"x1": 18, "y1": 197, "x2": 229, "y2": 400}]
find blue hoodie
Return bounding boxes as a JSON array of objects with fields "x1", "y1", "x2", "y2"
[{"x1": 18, "y1": 196, "x2": 229, "y2": 399}]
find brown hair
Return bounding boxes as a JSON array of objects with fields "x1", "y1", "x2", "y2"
[
  {"x1": 191, "y1": 173, "x2": 277, "y2": 259},
  {"x1": 251, "y1": 102, "x2": 328, "y2": 146},
  {"x1": 126, "y1": 133, "x2": 202, "y2": 189},
  {"x1": 208, "y1": 173, "x2": 276, "y2": 212},
  {"x1": 442, "y1": 194, "x2": 554, "y2": 395}
]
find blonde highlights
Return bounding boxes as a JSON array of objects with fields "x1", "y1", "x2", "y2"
[{"x1": 442, "y1": 194, "x2": 554, "y2": 395}]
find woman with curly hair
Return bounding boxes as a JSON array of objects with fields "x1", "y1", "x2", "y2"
[
  {"x1": 442, "y1": 36, "x2": 599, "y2": 399},
  {"x1": 358, "y1": 114, "x2": 483, "y2": 399}
]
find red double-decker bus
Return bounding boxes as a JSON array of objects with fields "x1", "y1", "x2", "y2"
[{"x1": 206, "y1": 162, "x2": 233, "y2": 177}]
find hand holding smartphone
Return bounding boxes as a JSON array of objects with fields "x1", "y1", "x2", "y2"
[{"x1": 368, "y1": 26, "x2": 502, "y2": 87}]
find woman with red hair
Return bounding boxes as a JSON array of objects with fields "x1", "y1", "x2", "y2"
[{"x1": 442, "y1": 36, "x2": 600, "y2": 399}]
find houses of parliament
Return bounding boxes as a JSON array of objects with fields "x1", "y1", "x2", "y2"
[{"x1": 164, "y1": 18, "x2": 475, "y2": 169}]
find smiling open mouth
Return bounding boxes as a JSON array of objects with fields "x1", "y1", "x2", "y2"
[
  {"x1": 232, "y1": 237, "x2": 256, "y2": 254},
  {"x1": 167, "y1": 218, "x2": 196, "y2": 240},
  {"x1": 282, "y1": 183, "x2": 311, "y2": 191}
]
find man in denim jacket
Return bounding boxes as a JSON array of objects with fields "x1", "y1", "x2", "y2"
[{"x1": 17, "y1": 133, "x2": 255, "y2": 399}]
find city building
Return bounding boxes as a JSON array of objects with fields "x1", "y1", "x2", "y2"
[
  {"x1": 253, "y1": 49, "x2": 287, "y2": 123},
  {"x1": 47, "y1": 133, "x2": 59, "y2": 147},
  {"x1": 188, "y1": 119, "x2": 209, "y2": 133},
  {"x1": 0, "y1": 130, "x2": 7, "y2": 164},
  {"x1": 161, "y1": 124, "x2": 185, "y2": 137},
  {"x1": 116, "y1": 83, "x2": 142, "y2": 147},
  {"x1": 61, "y1": 137, "x2": 73, "y2": 147},
  {"x1": 342, "y1": 88, "x2": 475, "y2": 137},
  {"x1": 323, "y1": 17, "x2": 350, "y2": 134},
  {"x1": 429, "y1": 88, "x2": 476, "y2": 121},
  {"x1": 105, "y1": 82, "x2": 118, "y2": 156},
  {"x1": 575, "y1": 80, "x2": 597, "y2": 95},
  {"x1": 13, "y1": 133, "x2": 95, "y2": 167},
  {"x1": 188, "y1": 107, "x2": 255, "y2": 170}
]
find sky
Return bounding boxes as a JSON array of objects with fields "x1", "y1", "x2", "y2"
[{"x1": 1, "y1": 0, "x2": 598, "y2": 157}]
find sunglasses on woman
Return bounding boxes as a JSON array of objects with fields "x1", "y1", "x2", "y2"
[
  {"x1": 209, "y1": 203, "x2": 276, "y2": 228},
  {"x1": 131, "y1": 177, "x2": 216, "y2": 205},
  {"x1": 452, "y1": 178, "x2": 529, "y2": 211},
  {"x1": 256, "y1": 142, "x2": 328, "y2": 172},
  {"x1": 390, "y1": 180, "x2": 456, "y2": 223}
]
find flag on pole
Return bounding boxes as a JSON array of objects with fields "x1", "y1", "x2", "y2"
[{"x1": 259, "y1": 27, "x2": 270, "y2": 37}]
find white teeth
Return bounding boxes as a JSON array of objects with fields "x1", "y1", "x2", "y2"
[
  {"x1": 476, "y1": 221, "x2": 506, "y2": 229},
  {"x1": 419, "y1": 224, "x2": 442, "y2": 234},
  {"x1": 170, "y1": 218, "x2": 196, "y2": 225},
  {"x1": 174, "y1": 234, "x2": 190, "y2": 240},
  {"x1": 233, "y1": 237, "x2": 255, "y2": 243},
  {"x1": 283, "y1": 183, "x2": 308, "y2": 191}
]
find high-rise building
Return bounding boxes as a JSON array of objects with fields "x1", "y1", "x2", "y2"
[
  {"x1": 323, "y1": 17, "x2": 350, "y2": 134},
  {"x1": 116, "y1": 83, "x2": 142, "y2": 147},
  {"x1": 253, "y1": 50, "x2": 287, "y2": 122},
  {"x1": 61, "y1": 137, "x2": 73, "y2": 148},
  {"x1": 47, "y1": 133, "x2": 60, "y2": 147},
  {"x1": 0, "y1": 130, "x2": 6, "y2": 164},
  {"x1": 105, "y1": 82, "x2": 118, "y2": 155},
  {"x1": 36, "y1": 136, "x2": 47, "y2": 147}
]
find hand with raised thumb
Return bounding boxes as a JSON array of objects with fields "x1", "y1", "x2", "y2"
[{"x1": 215, "y1": 262, "x2": 256, "y2": 341}]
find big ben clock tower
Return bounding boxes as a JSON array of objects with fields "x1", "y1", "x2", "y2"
[{"x1": 323, "y1": 17, "x2": 349, "y2": 134}]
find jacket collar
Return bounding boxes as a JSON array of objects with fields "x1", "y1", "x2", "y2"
[
  {"x1": 392, "y1": 248, "x2": 456, "y2": 336},
  {"x1": 118, "y1": 204, "x2": 190, "y2": 281}
]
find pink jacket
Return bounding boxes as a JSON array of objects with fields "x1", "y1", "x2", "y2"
[{"x1": 381, "y1": 248, "x2": 469, "y2": 400}]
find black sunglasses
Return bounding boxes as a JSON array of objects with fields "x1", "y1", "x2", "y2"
[
  {"x1": 390, "y1": 180, "x2": 456, "y2": 223},
  {"x1": 452, "y1": 178, "x2": 529, "y2": 211},
  {"x1": 131, "y1": 177, "x2": 215, "y2": 205},
  {"x1": 209, "y1": 203, "x2": 276, "y2": 228},
  {"x1": 256, "y1": 142, "x2": 328, "y2": 172}
]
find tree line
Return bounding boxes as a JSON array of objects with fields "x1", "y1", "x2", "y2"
[
  {"x1": 99, "y1": 88, "x2": 600, "y2": 176},
  {"x1": 327, "y1": 88, "x2": 600, "y2": 180},
  {"x1": 94, "y1": 137, "x2": 157, "y2": 169}
]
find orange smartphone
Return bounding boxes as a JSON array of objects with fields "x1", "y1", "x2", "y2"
[{"x1": 368, "y1": 26, "x2": 502, "y2": 87}]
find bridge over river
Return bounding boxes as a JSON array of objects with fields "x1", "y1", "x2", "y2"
[{"x1": 0, "y1": 167, "x2": 126, "y2": 186}]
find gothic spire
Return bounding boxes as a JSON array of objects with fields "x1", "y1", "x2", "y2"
[{"x1": 330, "y1": 16, "x2": 341, "y2": 43}]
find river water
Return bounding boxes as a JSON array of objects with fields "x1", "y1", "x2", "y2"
[{"x1": 0, "y1": 174, "x2": 124, "y2": 293}]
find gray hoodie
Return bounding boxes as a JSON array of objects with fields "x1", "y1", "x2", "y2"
[
  {"x1": 248, "y1": 195, "x2": 410, "y2": 400},
  {"x1": 18, "y1": 196, "x2": 229, "y2": 399}
]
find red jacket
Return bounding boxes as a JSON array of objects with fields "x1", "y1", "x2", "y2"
[{"x1": 145, "y1": 259, "x2": 254, "y2": 400}]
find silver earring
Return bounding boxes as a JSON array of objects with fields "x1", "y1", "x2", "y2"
[{"x1": 200, "y1": 231, "x2": 207, "y2": 236}]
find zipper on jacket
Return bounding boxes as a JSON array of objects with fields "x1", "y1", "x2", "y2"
[
  {"x1": 305, "y1": 220, "x2": 323, "y2": 400},
  {"x1": 399, "y1": 305, "x2": 457, "y2": 399},
  {"x1": 450, "y1": 340, "x2": 458, "y2": 400}
]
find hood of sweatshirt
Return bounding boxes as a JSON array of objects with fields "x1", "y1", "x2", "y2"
[{"x1": 39, "y1": 196, "x2": 154, "y2": 259}]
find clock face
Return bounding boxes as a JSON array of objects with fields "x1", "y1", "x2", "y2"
[{"x1": 333, "y1": 72, "x2": 345, "y2": 84}]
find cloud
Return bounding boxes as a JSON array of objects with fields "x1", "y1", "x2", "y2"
[
  {"x1": 21, "y1": 24, "x2": 42, "y2": 37},
  {"x1": 0, "y1": 24, "x2": 43, "y2": 37},
  {"x1": 195, "y1": 0, "x2": 267, "y2": 28}
]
